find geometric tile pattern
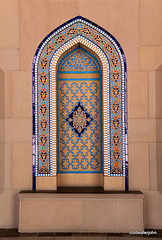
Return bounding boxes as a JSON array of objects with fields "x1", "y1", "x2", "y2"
[
  {"x1": 32, "y1": 16, "x2": 128, "y2": 182},
  {"x1": 50, "y1": 36, "x2": 111, "y2": 178},
  {"x1": 59, "y1": 80, "x2": 101, "y2": 173},
  {"x1": 58, "y1": 47, "x2": 102, "y2": 173},
  {"x1": 66, "y1": 102, "x2": 93, "y2": 138},
  {"x1": 60, "y1": 49, "x2": 99, "y2": 71}
]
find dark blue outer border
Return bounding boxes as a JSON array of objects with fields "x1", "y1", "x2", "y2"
[{"x1": 32, "y1": 16, "x2": 128, "y2": 191}]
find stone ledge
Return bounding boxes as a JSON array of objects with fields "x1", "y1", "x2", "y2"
[{"x1": 18, "y1": 191, "x2": 144, "y2": 233}]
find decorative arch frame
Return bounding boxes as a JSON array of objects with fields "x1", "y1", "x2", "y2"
[{"x1": 32, "y1": 16, "x2": 128, "y2": 190}]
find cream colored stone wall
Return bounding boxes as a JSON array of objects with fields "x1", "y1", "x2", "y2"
[
  {"x1": 0, "y1": 69, "x2": 5, "y2": 194},
  {"x1": 156, "y1": 70, "x2": 162, "y2": 195},
  {"x1": 0, "y1": 0, "x2": 162, "y2": 229}
]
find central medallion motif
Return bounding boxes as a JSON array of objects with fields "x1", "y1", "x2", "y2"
[{"x1": 66, "y1": 102, "x2": 93, "y2": 137}]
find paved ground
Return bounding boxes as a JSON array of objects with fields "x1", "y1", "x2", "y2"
[{"x1": 0, "y1": 229, "x2": 161, "y2": 239}]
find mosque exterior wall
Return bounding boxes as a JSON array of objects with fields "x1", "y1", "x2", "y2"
[{"x1": 0, "y1": 0, "x2": 162, "y2": 229}]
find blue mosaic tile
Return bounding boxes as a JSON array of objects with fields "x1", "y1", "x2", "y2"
[{"x1": 32, "y1": 16, "x2": 128, "y2": 185}]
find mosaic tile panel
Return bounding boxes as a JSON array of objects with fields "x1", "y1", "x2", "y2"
[
  {"x1": 50, "y1": 36, "x2": 109, "y2": 177},
  {"x1": 58, "y1": 80, "x2": 102, "y2": 173},
  {"x1": 32, "y1": 16, "x2": 128, "y2": 185},
  {"x1": 60, "y1": 49, "x2": 99, "y2": 71},
  {"x1": 66, "y1": 102, "x2": 93, "y2": 138}
]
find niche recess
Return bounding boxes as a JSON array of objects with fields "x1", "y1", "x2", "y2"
[{"x1": 32, "y1": 16, "x2": 128, "y2": 191}]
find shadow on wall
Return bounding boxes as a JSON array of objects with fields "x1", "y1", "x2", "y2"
[
  {"x1": 0, "y1": 68, "x2": 5, "y2": 193},
  {"x1": 156, "y1": 64, "x2": 162, "y2": 195}
]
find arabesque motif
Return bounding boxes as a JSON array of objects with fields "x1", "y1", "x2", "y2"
[
  {"x1": 60, "y1": 50, "x2": 99, "y2": 71},
  {"x1": 67, "y1": 102, "x2": 93, "y2": 137},
  {"x1": 33, "y1": 16, "x2": 127, "y2": 178}
]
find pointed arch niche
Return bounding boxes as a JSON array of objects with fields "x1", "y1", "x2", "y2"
[{"x1": 32, "y1": 16, "x2": 128, "y2": 191}]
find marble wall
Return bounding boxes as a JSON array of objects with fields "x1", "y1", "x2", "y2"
[{"x1": 0, "y1": 0, "x2": 162, "y2": 229}]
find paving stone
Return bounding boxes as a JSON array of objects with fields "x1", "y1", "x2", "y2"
[
  {"x1": 107, "y1": 237, "x2": 162, "y2": 240},
  {"x1": 55, "y1": 237, "x2": 107, "y2": 240},
  {"x1": 2, "y1": 237, "x2": 54, "y2": 240}
]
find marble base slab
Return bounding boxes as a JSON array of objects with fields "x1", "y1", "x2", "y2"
[{"x1": 18, "y1": 191, "x2": 144, "y2": 233}]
